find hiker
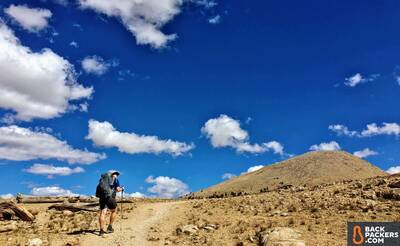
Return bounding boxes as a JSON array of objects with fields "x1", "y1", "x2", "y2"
[{"x1": 96, "y1": 170, "x2": 123, "y2": 236}]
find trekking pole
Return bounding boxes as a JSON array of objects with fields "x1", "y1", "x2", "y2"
[
  {"x1": 120, "y1": 190, "x2": 124, "y2": 232},
  {"x1": 121, "y1": 190, "x2": 124, "y2": 218}
]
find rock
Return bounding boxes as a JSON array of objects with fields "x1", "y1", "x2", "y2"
[
  {"x1": 281, "y1": 212, "x2": 289, "y2": 217},
  {"x1": 28, "y1": 238, "x2": 42, "y2": 246},
  {"x1": 271, "y1": 210, "x2": 282, "y2": 216},
  {"x1": 362, "y1": 190, "x2": 377, "y2": 200},
  {"x1": 203, "y1": 226, "x2": 216, "y2": 231},
  {"x1": 261, "y1": 227, "x2": 305, "y2": 246},
  {"x1": 388, "y1": 180, "x2": 400, "y2": 188},
  {"x1": 176, "y1": 224, "x2": 199, "y2": 235},
  {"x1": 0, "y1": 222, "x2": 17, "y2": 232},
  {"x1": 63, "y1": 210, "x2": 74, "y2": 216}
]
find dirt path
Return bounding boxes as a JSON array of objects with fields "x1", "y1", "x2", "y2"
[{"x1": 79, "y1": 201, "x2": 181, "y2": 246}]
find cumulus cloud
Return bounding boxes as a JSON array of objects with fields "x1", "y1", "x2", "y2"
[
  {"x1": 344, "y1": 73, "x2": 379, "y2": 87},
  {"x1": 240, "y1": 165, "x2": 264, "y2": 175},
  {"x1": 208, "y1": 15, "x2": 221, "y2": 24},
  {"x1": 0, "y1": 22, "x2": 93, "y2": 122},
  {"x1": 387, "y1": 166, "x2": 400, "y2": 175},
  {"x1": 201, "y1": 114, "x2": 285, "y2": 155},
  {"x1": 328, "y1": 124, "x2": 358, "y2": 137},
  {"x1": 31, "y1": 186, "x2": 78, "y2": 196},
  {"x1": 86, "y1": 120, "x2": 194, "y2": 156},
  {"x1": 360, "y1": 123, "x2": 400, "y2": 137},
  {"x1": 353, "y1": 148, "x2": 378, "y2": 159},
  {"x1": 329, "y1": 123, "x2": 400, "y2": 137},
  {"x1": 79, "y1": 0, "x2": 184, "y2": 49},
  {"x1": 309, "y1": 141, "x2": 341, "y2": 151},
  {"x1": 128, "y1": 192, "x2": 146, "y2": 198},
  {"x1": 25, "y1": 164, "x2": 85, "y2": 177},
  {"x1": 221, "y1": 173, "x2": 236, "y2": 180},
  {"x1": 4, "y1": 4, "x2": 52, "y2": 33},
  {"x1": 191, "y1": 0, "x2": 217, "y2": 8},
  {"x1": 0, "y1": 125, "x2": 105, "y2": 164},
  {"x1": 69, "y1": 41, "x2": 79, "y2": 48},
  {"x1": 246, "y1": 165, "x2": 264, "y2": 173},
  {"x1": 0, "y1": 193, "x2": 14, "y2": 199},
  {"x1": 146, "y1": 176, "x2": 189, "y2": 198},
  {"x1": 81, "y1": 55, "x2": 117, "y2": 75}
]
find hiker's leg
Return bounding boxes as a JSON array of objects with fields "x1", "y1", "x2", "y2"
[
  {"x1": 99, "y1": 208, "x2": 107, "y2": 231},
  {"x1": 109, "y1": 208, "x2": 117, "y2": 225}
]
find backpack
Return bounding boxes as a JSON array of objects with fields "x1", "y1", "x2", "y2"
[{"x1": 95, "y1": 173, "x2": 113, "y2": 198}]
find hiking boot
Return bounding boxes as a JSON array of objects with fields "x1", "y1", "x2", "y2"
[
  {"x1": 107, "y1": 224, "x2": 114, "y2": 233},
  {"x1": 99, "y1": 229, "x2": 106, "y2": 237}
]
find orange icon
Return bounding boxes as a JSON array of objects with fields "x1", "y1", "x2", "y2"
[{"x1": 352, "y1": 225, "x2": 365, "y2": 245}]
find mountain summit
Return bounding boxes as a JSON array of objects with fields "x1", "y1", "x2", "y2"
[{"x1": 193, "y1": 151, "x2": 388, "y2": 198}]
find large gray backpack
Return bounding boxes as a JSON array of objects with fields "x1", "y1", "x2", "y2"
[{"x1": 95, "y1": 173, "x2": 112, "y2": 198}]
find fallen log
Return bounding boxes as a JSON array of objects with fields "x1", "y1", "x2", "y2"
[
  {"x1": 48, "y1": 204, "x2": 97, "y2": 212},
  {"x1": 16, "y1": 196, "x2": 67, "y2": 204},
  {"x1": 0, "y1": 202, "x2": 34, "y2": 221}
]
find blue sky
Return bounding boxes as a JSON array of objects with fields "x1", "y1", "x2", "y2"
[{"x1": 0, "y1": 0, "x2": 400, "y2": 198}]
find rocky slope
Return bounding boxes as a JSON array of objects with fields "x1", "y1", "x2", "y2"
[
  {"x1": 190, "y1": 151, "x2": 388, "y2": 198},
  {"x1": 173, "y1": 174, "x2": 400, "y2": 245}
]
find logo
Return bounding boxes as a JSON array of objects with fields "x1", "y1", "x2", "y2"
[{"x1": 348, "y1": 222, "x2": 400, "y2": 245}]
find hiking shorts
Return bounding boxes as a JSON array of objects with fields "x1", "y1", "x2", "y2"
[{"x1": 99, "y1": 196, "x2": 117, "y2": 210}]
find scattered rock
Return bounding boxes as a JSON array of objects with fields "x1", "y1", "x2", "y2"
[
  {"x1": 28, "y1": 238, "x2": 42, "y2": 246},
  {"x1": 388, "y1": 180, "x2": 400, "y2": 189},
  {"x1": 0, "y1": 222, "x2": 17, "y2": 233},
  {"x1": 261, "y1": 227, "x2": 305, "y2": 246},
  {"x1": 176, "y1": 224, "x2": 199, "y2": 235}
]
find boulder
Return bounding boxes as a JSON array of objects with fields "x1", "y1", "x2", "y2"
[
  {"x1": 28, "y1": 238, "x2": 42, "y2": 246},
  {"x1": 261, "y1": 227, "x2": 305, "y2": 246},
  {"x1": 176, "y1": 224, "x2": 199, "y2": 235},
  {"x1": 388, "y1": 180, "x2": 400, "y2": 189}
]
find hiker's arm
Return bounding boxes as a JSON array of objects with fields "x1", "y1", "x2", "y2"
[{"x1": 114, "y1": 179, "x2": 123, "y2": 192}]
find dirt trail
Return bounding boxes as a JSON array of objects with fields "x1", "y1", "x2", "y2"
[{"x1": 79, "y1": 201, "x2": 181, "y2": 246}]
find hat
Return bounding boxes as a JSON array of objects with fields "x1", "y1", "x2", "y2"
[{"x1": 109, "y1": 170, "x2": 120, "y2": 176}]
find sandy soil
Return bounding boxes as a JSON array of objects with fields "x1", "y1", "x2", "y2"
[{"x1": 78, "y1": 201, "x2": 184, "y2": 246}]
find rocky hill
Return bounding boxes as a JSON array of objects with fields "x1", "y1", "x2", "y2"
[{"x1": 191, "y1": 151, "x2": 388, "y2": 198}]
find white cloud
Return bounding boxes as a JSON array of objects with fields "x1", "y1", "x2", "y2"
[
  {"x1": 79, "y1": 0, "x2": 183, "y2": 49},
  {"x1": 387, "y1": 166, "x2": 400, "y2": 175},
  {"x1": 221, "y1": 173, "x2": 236, "y2": 180},
  {"x1": 25, "y1": 164, "x2": 84, "y2": 176},
  {"x1": 328, "y1": 124, "x2": 358, "y2": 137},
  {"x1": 86, "y1": 120, "x2": 194, "y2": 156},
  {"x1": 344, "y1": 73, "x2": 379, "y2": 87},
  {"x1": 0, "y1": 22, "x2": 93, "y2": 122},
  {"x1": 246, "y1": 165, "x2": 264, "y2": 173},
  {"x1": 329, "y1": 123, "x2": 400, "y2": 137},
  {"x1": 344, "y1": 73, "x2": 364, "y2": 87},
  {"x1": 393, "y1": 67, "x2": 400, "y2": 85},
  {"x1": 191, "y1": 0, "x2": 217, "y2": 8},
  {"x1": 0, "y1": 193, "x2": 14, "y2": 199},
  {"x1": 0, "y1": 125, "x2": 105, "y2": 164},
  {"x1": 128, "y1": 192, "x2": 146, "y2": 198},
  {"x1": 240, "y1": 165, "x2": 264, "y2": 175},
  {"x1": 353, "y1": 148, "x2": 378, "y2": 158},
  {"x1": 4, "y1": 4, "x2": 52, "y2": 33},
  {"x1": 310, "y1": 141, "x2": 341, "y2": 151},
  {"x1": 145, "y1": 176, "x2": 189, "y2": 198},
  {"x1": 31, "y1": 186, "x2": 78, "y2": 196},
  {"x1": 201, "y1": 114, "x2": 285, "y2": 155},
  {"x1": 360, "y1": 123, "x2": 400, "y2": 137},
  {"x1": 81, "y1": 55, "x2": 117, "y2": 75},
  {"x1": 208, "y1": 15, "x2": 221, "y2": 24},
  {"x1": 69, "y1": 41, "x2": 79, "y2": 48}
]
